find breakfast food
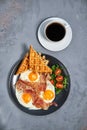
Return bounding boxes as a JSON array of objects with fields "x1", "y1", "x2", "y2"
[
  {"x1": 29, "y1": 45, "x2": 52, "y2": 73},
  {"x1": 40, "y1": 80, "x2": 55, "y2": 103},
  {"x1": 50, "y1": 64, "x2": 68, "y2": 94},
  {"x1": 15, "y1": 45, "x2": 57, "y2": 110},
  {"x1": 16, "y1": 79, "x2": 56, "y2": 110},
  {"x1": 19, "y1": 70, "x2": 40, "y2": 82},
  {"x1": 16, "y1": 53, "x2": 29, "y2": 74}
]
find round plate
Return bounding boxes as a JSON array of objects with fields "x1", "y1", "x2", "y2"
[
  {"x1": 8, "y1": 54, "x2": 70, "y2": 116},
  {"x1": 37, "y1": 17, "x2": 72, "y2": 51}
]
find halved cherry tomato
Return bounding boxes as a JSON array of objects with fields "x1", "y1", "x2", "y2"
[
  {"x1": 55, "y1": 68, "x2": 61, "y2": 75},
  {"x1": 50, "y1": 79, "x2": 54, "y2": 85},
  {"x1": 56, "y1": 75, "x2": 63, "y2": 82},
  {"x1": 56, "y1": 83, "x2": 63, "y2": 89}
]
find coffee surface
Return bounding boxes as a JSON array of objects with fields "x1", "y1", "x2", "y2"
[{"x1": 46, "y1": 22, "x2": 65, "y2": 41}]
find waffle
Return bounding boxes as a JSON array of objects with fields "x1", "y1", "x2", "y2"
[
  {"x1": 29, "y1": 45, "x2": 52, "y2": 73},
  {"x1": 16, "y1": 53, "x2": 29, "y2": 74}
]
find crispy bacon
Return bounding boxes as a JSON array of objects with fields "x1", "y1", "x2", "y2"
[
  {"x1": 16, "y1": 79, "x2": 34, "y2": 91},
  {"x1": 15, "y1": 74, "x2": 58, "y2": 110},
  {"x1": 16, "y1": 79, "x2": 46, "y2": 94},
  {"x1": 25, "y1": 90, "x2": 55, "y2": 110},
  {"x1": 40, "y1": 73, "x2": 46, "y2": 83},
  {"x1": 33, "y1": 97, "x2": 49, "y2": 110},
  {"x1": 32, "y1": 96, "x2": 58, "y2": 110},
  {"x1": 37, "y1": 83, "x2": 46, "y2": 92}
]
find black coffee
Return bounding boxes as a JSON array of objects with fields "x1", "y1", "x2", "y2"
[{"x1": 46, "y1": 22, "x2": 66, "y2": 41}]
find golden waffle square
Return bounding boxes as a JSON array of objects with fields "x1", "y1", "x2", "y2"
[
  {"x1": 29, "y1": 46, "x2": 52, "y2": 73},
  {"x1": 16, "y1": 53, "x2": 29, "y2": 74}
]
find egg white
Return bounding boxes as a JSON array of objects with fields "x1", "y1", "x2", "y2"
[
  {"x1": 19, "y1": 70, "x2": 40, "y2": 82},
  {"x1": 40, "y1": 80, "x2": 55, "y2": 103}
]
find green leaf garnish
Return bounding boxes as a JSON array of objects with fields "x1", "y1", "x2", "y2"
[
  {"x1": 50, "y1": 73, "x2": 56, "y2": 79},
  {"x1": 55, "y1": 88, "x2": 62, "y2": 94},
  {"x1": 50, "y1": 64, "x2": 69, "y2": 95},
  {"x1": 63, "y1": 76, "x2": 69, "y2": 88},
  {"x1": 51, "y1": 65, "x2": 56, "y2": 72},
  {"x1": 51, "y1": 64, "x2": 59, "y2": 72}
]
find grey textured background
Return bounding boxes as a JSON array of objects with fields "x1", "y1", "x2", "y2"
[{"x1": 0, "y1": 0, "x2": 87, "y2": 130}]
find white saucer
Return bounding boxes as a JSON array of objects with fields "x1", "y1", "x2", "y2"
[{"x1": 37, "y1": 17, "x2": 72, "y2": 51}]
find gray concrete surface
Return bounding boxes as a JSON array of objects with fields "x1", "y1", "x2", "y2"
[{"x1": 0, "y1": 0, "x2": 87, "y2": 130}]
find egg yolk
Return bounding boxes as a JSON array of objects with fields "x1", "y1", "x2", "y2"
[
  {"x1": 22, "y1": 93, "x2": 31, "y2": 104},
  {"x1": 28, "y1": 71, "x2": 38, "y2": 81},
  {"x1": 43, "y1": 90, "x2": 54, "y2": 100}
]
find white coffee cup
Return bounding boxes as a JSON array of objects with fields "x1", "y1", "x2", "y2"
[{"x1": 44, "y1": 19, "x2": 69, "y2": 43}]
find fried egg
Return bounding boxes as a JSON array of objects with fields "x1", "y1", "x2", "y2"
[
  {"x1": 40, "y1": 80, "x2": 55, "y2": 103},
  {"x1": 20, "y1": 70, "x2": 40, "y2": 82},
  {"x1": 16, "y1": 89, "x2": 32, "y2": 108},
  {"x1": 16, "y1": 89, "x2": 40, "y2": 110}
]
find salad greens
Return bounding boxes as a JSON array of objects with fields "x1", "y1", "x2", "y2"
[{"x1": 50, "y1": 64, "x2": 69, "y2": 95}]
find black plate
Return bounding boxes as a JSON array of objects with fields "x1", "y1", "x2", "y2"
[{"x1": 8, "y1": 54, "x2": 70, "y2": 116}]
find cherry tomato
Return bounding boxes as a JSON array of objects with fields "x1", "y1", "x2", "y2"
[
  {"x1": 56, "y1": 83, "x2": 63, "y2": 89},
  {"x1": 56, "y1": 75, "x2": 63, "y2": 82},
  {"x1": 50, "y1": 79, "x2": 54, "y2": 85},
  {"x1": 55, "y1": 68, "x2": 61, "y2": 75}
]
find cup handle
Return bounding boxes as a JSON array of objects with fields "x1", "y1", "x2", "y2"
[{"x1": 63, "y1": 23, "x2": 69, "y2": 28}]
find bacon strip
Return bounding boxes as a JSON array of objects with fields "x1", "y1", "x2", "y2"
[
  {"x1": 16, "y1": 79, "x2": 34, "y2": 91},
  {"x1": 15, "y1": 75, "x2": 58, "y2": 110},
  {"x1": 25, "y1": 89, "x2": 56, "y2": 110},
  {"x1": 16, "y1": 79, "x2": 46, "y2": 94}
]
